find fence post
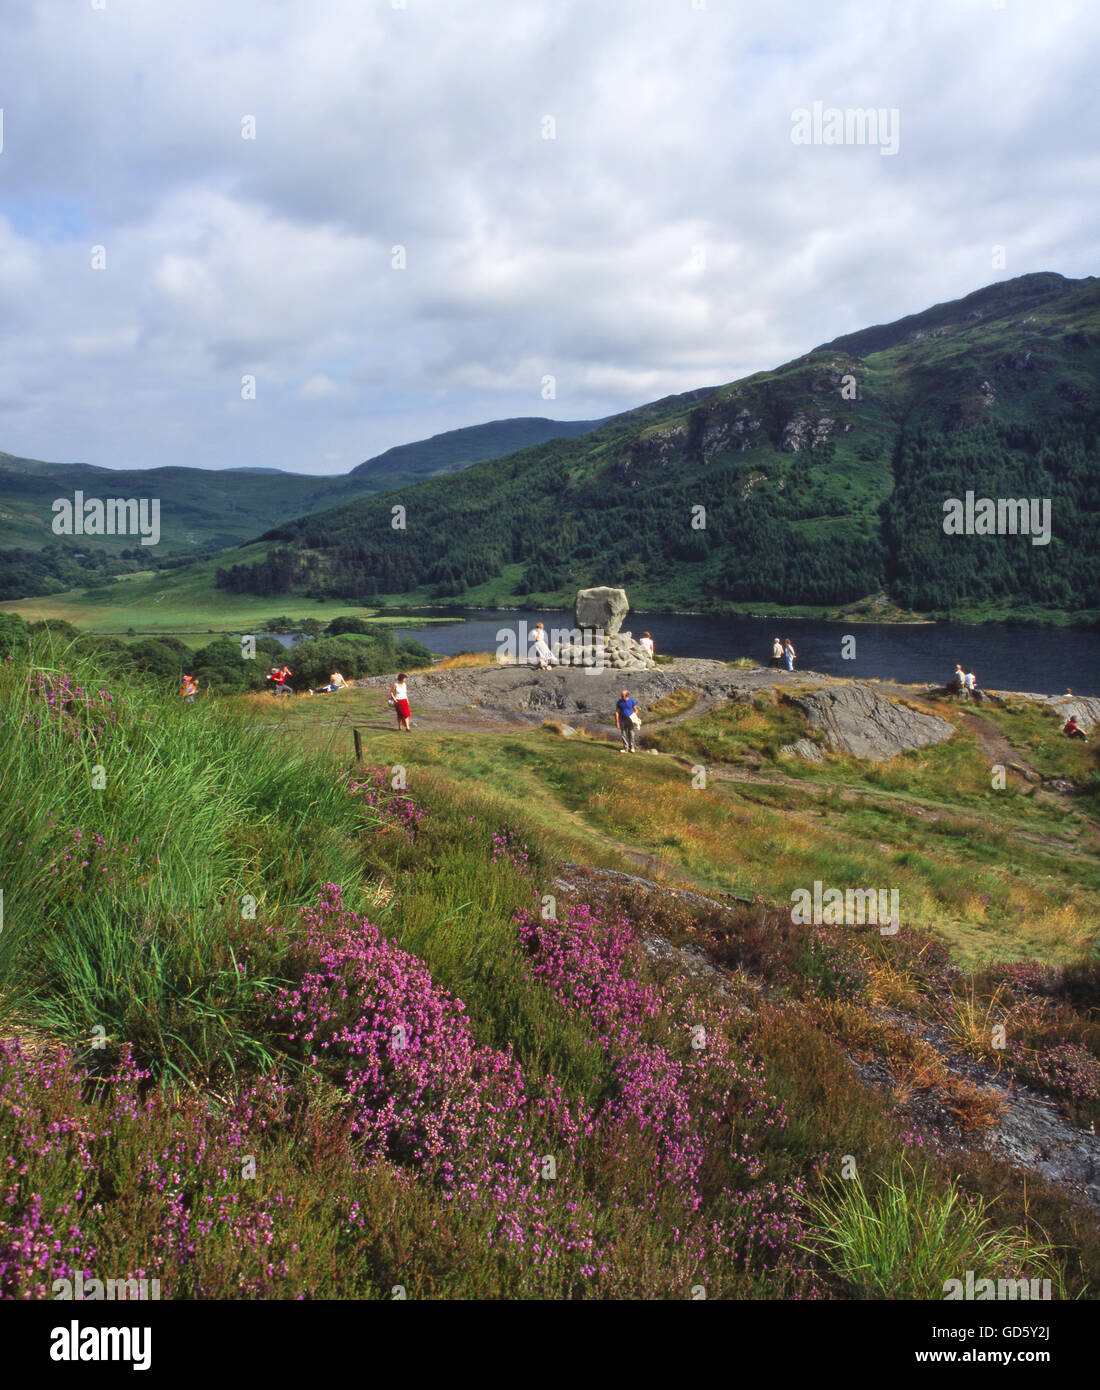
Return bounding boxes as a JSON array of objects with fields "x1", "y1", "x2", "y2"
[{"x1": 353, "y1": 728, "x2": 363, "y2": 762}]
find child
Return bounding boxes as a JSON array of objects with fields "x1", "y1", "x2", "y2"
[{"x1": 1063, "y1": 716, "x2": 1087, "y2": 741}]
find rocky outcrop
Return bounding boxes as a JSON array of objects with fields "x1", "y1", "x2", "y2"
[
  {"x1": 779, "y1": 738, "x2": 825, "y2": 763},
  {"x1": 784, "y1": 684, "x2": 955, "y2": 761}
]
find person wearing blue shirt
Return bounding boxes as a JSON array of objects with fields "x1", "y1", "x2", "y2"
[{"x1": 615, "y1": 689, "x2": 639, "y2": 752}]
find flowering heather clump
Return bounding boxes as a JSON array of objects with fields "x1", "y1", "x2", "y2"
[
  {"x1": 14, "y1": 815, "x2": 148, "y2": 899},
  {"x1": 346, "y1": 765, "x2": 425, "y2": 837},
  {"x1": 21, "y1": 669, "x2": 118, "y2": 745},
  {"x1": 796, "y1": 926, "x2": 871, "y2": 1001},
  {"x1": 0, "y1": 1038, "x2": 301, "y2": 1300},
  {"x1": 1015, "y1": 1041, "x2": 1100, "y2": 1112},
  {"x1": 516, "y1": 901, "x2": 658, "y2": 1048},
  {"x1": 490, "y1": 823, "x2": 531, "y2": 873},
  {"x1": 514, "y1": 902, "x2": 808, "y2": 1276},
  {"x1": 269, "y1": 885, "x2": 543, "y2": 1189},
  {"x1": 986, "y1": 960, "x2": 1062, "y2": 998}
]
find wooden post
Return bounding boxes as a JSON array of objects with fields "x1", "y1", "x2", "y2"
[{"x1": 353, "y1": 728, "x2": 363, "y2": 762}]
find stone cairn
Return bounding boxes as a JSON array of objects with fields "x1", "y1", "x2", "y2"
[{"x1": 551, "y1": 587, "x2": 656, "y2": 671}]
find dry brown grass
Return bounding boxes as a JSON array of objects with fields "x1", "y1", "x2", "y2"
[
  {"x1": 434, "y1": 651, "x2": 498, "y2": 669},
  {"x1": 645, "y1": 688, "x2": 699, "y2": 721}
]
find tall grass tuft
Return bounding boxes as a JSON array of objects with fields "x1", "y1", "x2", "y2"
[
  {"x1": 800, "y1": 1161, "x2": 1062, "y2": 1299},
  {"x1": 0, "y1": 639, "x2": 388, "y2": 1084}
]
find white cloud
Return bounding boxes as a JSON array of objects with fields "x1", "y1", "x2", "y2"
[{"x1": 0, "y1": 0, "x2": 1095, "y2": 473}]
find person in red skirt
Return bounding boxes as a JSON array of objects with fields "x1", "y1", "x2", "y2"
[{"x1": 389, "y1": 672, "x2": 412, "y2": 730}]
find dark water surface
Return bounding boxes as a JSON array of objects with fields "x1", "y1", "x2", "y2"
[{"x1": 389, "y1": 608, "x2": 1100, "y2": 696}]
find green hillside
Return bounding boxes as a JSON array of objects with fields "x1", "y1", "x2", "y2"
[
  {"x1": 215, "y1": 272, "x2": 1099, "y2": 622},
  {"x1": 0, "y1": 416, "x2": 603, "y2": 596}
]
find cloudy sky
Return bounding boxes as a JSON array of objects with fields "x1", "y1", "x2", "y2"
[{"x1": 0, "y1": 0, "x2": 1097, "y2": 474}]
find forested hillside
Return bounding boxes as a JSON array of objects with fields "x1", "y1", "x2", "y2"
[
  {"x1": 0, "y1": 416, "x2": 602, "y2": 588},
  {"x1": 230, "y1": 273, "x2": 1100, "y2": 620}
]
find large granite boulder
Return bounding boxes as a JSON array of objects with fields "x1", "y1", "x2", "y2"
[
  {"x1": 574, "y1": 587, "x2": 629, "y2": 635},
  {"x1": 784, "y1": 684, "x2": 955, "y2": 761}
]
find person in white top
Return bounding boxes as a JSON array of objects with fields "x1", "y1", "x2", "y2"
[
  {"x1": 530, "y1": 621, "x2": 557, "y2": 670},
  {"x1": 639, "y1": 632, "x2": 655, "y2": 659},
  {"x1": 389, "y1": 673, "x2": 411, "y2": 730},
  {"x1": 965, "y1": 671, "x2": 976, "y2": 694}
]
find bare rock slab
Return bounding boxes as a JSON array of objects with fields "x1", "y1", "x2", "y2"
[{"x1": 785, "y1": 684, "x2": 955, "y2": 760}]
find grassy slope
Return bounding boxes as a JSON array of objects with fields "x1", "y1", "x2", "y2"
[
  {"x1": 257, "y1": 682, "x2": 1100, "y2": 967},
  {"x1": 4, "y1": 644, "x2": 1099, "y2": 1298}
]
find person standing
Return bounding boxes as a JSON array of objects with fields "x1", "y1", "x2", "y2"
[
  {"x1": 639, "y1": 632, "x2": 655, "y2": 660},
  {"x1": 965, "y1": 671, "x2": 976, "y2": 697},
  {"x1": 783, "y1": 638, "x2": 796, "y2": 672},
  {"x1": 615, "y1": 688, "x2": 639, "y2": 752},
  {"x1": 390, "y1": 672, "x2": 412, "y2": 730},
  {"x1": 770, "y1": 637, "x2": 783, "y2": 669},
  {"x1": 952, "y1": 664, "x2": 967, "y2": 698},
  {"x1": 180, "y1": 673, "x2": 197, "y2": 706}
]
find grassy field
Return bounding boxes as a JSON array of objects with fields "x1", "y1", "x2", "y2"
[
  {"x1": 254, "y1": 684, "x2": 1100, "y2": 966},
  {"x1": 0, "y1": 564, "x2": 463, "y2": 640},
  {"x1": 3, "y1": 639, "x2": 1099, "y2": 1300}
]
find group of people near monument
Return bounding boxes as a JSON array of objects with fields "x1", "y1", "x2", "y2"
[{"x1": 529, "y1": 620, "x2": 655, "y2": 669}]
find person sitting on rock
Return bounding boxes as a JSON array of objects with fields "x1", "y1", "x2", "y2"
[
  {"x1": 1063, "y1": 715, "x2": 1088, "y2": 741},
  {"x1": 530, "y1": 621, "x2": 557, "y2": 670}
]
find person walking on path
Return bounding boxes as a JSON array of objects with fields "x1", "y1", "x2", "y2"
[
  {"x1": 783, "y1": 638, "x2": 797, "y2": 672},
  {"x1": 615, "y1": 688, "x2": 640, "y2": 752},
  {"x1": 390, "y1": 672, "x2": 412, "y2": 730},
  {"x1": 770, "y1": 637, "x2": 783, "y2": 669}
]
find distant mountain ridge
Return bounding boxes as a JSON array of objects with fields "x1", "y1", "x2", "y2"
[
  {"x1": 223, "y1": 272, "x2": 1100, "y2": 620},
  {"x1": 0, "y1": 416, "x2": 605, "y2": 596}
]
